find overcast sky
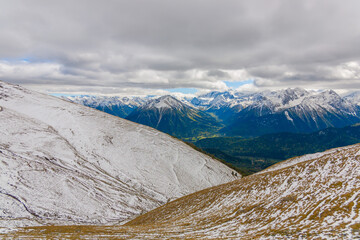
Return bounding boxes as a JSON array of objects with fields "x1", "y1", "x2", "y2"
[{"x1": 1, "y1": 0, "x2": 360, "y2": 95}]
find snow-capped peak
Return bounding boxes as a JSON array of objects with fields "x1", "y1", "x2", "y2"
[{"x1": 144, "y1": 95, "x2": 188, "y2": 110}]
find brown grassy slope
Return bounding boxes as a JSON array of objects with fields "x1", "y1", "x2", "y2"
[{"x1": 4, "y1": 144, "x2": 360, "y2": 239}]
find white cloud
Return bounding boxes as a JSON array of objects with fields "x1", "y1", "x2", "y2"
[
  {"x1": 328, "y1": 61, "x2": 360, "y2": 80},
  {"x1": 236, "y1": 83, "x2": 260, "y2": 92}
]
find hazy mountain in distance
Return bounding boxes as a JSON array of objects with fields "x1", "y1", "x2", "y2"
[
  {"x1": 66, "y1": 95, "x2": 147, "y2": 118},
  {"x1": 221, "y1": 88, "x2": 360, "y2": 137},
  {"x1": 63, "y1": 88, "x2": 360, "y2": 138}
]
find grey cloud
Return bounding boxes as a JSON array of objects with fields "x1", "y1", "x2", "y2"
[
  {"x1": 248, "y1": 65, "x2": 290, "y2": 79},
  {"x1": 1, "y1": 0, "x2": 360, "y2": 94},
  {"x1": 207, "y1": 70, "x2": 230, "y2": 79}
]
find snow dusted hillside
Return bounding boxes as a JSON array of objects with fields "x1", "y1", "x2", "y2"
[
  {"x1": 126, "y1": 144, "x2": 360, "y2": 239},
  {"x1": 7, "y1": 144, "x2": 360, "y2": 239},
  {"x1": 0, "y1": 81, "x2": 238, "y2": 229}
]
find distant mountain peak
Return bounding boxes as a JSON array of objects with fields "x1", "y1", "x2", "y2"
[
  {"x1": 144, "y1": 95, "x2": 187, "y2": 110},
  {"x1": 126, "y1": 95, "x2": 222, "y2": 139},
  {"x1": 63, "y1": 87, "x2": 360, "y2": 138},
  {"x1": 320, "y1": 89, "x2": 339, "y2": 97}
]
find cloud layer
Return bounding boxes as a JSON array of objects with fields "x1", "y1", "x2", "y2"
[{"x1": 1, "y1": 0, "x2": 360, "y2": 95}]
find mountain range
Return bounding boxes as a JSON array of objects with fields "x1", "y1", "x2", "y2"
[
  {"x1": 0, "y1": 81, "x2": 237, "y2": 229},
  {"x1": 221, "y1": 89, "x2": 360, "y2": 137},
  {"x1": 65, "y1": 88, "x2": 360, "y2": 138}
]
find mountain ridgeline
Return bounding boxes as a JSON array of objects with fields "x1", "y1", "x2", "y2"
[
  {"x1": 221, "y1": 89, "x2": 360, "y2": 137},
  {"x1": 66, "y1": 88, "x2": 360, "y2": 139}
]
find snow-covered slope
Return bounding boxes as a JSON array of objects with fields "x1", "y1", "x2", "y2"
[
  {"x1": 345, "y1": 91, "x2": 360, "y2": 107},
  {"x1": 0, "y1": 81, "x2": 238, "y2": 229},
  {"x1": 7, "y1": 144, "x2": 360, "y2": 239},
  {"x1": 124, "y1": 143, "x2": 360, "y2": 239}
]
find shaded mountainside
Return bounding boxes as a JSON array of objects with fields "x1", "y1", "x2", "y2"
[
  {"x1": 0, "y1": 81, "x2": 238, "y2": 229},
  {"x1": 194, "y1": 124, "x2": 360, "y2": 175},
  {"x1": 88, "y1": 103, "x2": 135, "y2": 118},
  {"x1": 126, "y1": 95, "x2": 222, "y2": 140},
  {"x1": 8, "y1": 144, "x2": 360, "y2": 239}
]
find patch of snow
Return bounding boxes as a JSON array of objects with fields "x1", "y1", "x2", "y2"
[{"x1": 284, "y1": 111, "x2": 294, "y2": 122}]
